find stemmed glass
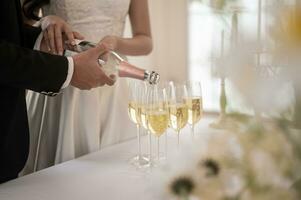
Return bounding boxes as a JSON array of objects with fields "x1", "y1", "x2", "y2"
[
  {"x1": 168, "y1": 84, "x2": 188, "y2": 148},
  {"x1": 147, "y1": 85, "x2": 169, "y2": 164},
  {"x1": 159, "y1": 81, "x2": 174, "y2": 159},
  {"x1": 128, "y1": 81, "x2": 148, "y2": 167},
  {"x1": 184, "y1": 81, "x2": 203, "y2": 139},
  {"x1": 139, "y1": 84, "x2": 153, "y2": 167}
]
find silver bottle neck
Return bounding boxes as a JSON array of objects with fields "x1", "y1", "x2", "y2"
[{"x1": 144, "y1": 70, "x2": 160, "y2": 85}]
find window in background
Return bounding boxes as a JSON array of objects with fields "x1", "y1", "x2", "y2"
[{"x1": 188, "y1": 0, "x2": 269, "y2": 113}]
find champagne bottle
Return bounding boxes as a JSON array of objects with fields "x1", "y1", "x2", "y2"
[{"x1": 64, "y1": 41, "x2": 160, "y2": 84}]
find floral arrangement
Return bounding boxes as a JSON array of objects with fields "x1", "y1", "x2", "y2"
[{"x1": 152, "y1": 120, "x2": 301, "y2": 200}]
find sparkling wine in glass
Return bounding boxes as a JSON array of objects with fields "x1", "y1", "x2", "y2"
[
  {"x1": 184, "y1": 81, "x2": 203, "y2": 139},
  {"x1": 128, "y1": 81, "x2": 148, "y2": 167},
  {"x1": 147, "y1": 86, "x2": 169, "y2": 164},
  {"x1": 158, "y1": 81, "x2": 174, "y2": 160},
  {"x1": 140, "y1": 104, "x2": 149, "y2": 131},
  {"x1": 139, "y1": 85, "x2": 154, "y2": 167},
  {"x1": 168, "y1": 84, "x2": 188, "y2": 148}
]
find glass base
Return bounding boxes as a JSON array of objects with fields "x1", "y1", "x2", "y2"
[
  {"x1": 147, "y1": 152, "x2": 166, "y2": 168},
  {"x1": 129, "y1": 154, "x2": 149, "y2": 168},
  {"x1": 130, "y1": 153, "x2": 167, "y2": 171}
]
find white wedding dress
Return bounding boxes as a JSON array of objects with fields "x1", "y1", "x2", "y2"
[{"x1": 22, "y1": 0, "x2": 136, "y2": 174}]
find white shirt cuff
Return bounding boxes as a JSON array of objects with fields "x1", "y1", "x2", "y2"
[
  {"x1": 33, "y1": 33, "x2": 74, "y2": 89},
  {"x1": 61, "y1": 57, "x2": 74, "y2": 89}
]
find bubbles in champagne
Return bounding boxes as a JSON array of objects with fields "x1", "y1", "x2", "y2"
[
  {"x1": 128, "y1": 102, "x2": 140, "y2": 124},
  {"x1": 168, "y1": 104, "x2": 188, "y2": 132},
  {"x1": 140, "y1": 105, "x2": 149, "y2": 130},
  {"x1": 147, "y1": 110, "x2": 169, "y2": 137},
  {"x1": 185, "y1": 97, "x2": 203, "y2": 125}
]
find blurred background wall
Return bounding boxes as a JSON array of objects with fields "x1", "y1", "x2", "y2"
[
  {"x1": 125, "y1": 0, "x2": 297, "y2": 113},
  {"x1": 124, "y1": 0, "x2": 188, "y2": 83}
]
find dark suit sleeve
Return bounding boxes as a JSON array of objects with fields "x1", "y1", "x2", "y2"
[
  {"x1": 22, "y1": 24, "x2": 42, "y2": 49},
  {"x1": 0, "y1": 40, "x2": 68, "y2": 93}
]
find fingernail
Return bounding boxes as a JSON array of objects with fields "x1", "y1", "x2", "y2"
[
  {"x1": 71, "y1": 41, "x2": 76, "y2": 46},
  {"x1": 98, "y1": 59, "x2": 106, "y2": 65},
  {"x1": 59, "y1": 51, "x2": 63, "y2": 55}
]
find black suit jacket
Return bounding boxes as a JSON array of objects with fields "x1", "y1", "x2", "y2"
[{"x1": 0, "y1": 0, "x2": 69, "y2": 183}]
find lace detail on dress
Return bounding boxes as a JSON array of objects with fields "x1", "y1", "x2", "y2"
[{"x1": 43, "y1": 0, "x2": 131, "y2": 42}]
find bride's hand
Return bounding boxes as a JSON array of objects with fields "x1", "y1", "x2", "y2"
[
  {"x1": 99, "y1": 36, "x2": 118, "y2": 51},
  {"x1": 98, "y1": 36, "x2": 118, "y2": 61},
  {"x1": 40, "y1": 15, "x2": 84, "y2": 55}
]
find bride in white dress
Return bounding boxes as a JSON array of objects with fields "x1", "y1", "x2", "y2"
[{"x1": 22, "y1": 0, "x2": 152, "y2": 174}]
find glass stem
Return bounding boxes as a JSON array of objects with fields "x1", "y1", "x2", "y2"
[
  {"x1": 177, "y1": 131, "x2": 180, "y2": 149},
  {"x1": 157, "y1": 137, "x2": 160, "y2": 162},
  {"x1": 148, "y1": 131, "x2": 152, "y2": 166},
  {"x1": 191, "y1": 124, "x2": 194, "y2": 140},
  {"x1": 165, "y1": 131, "x2": 167, "y2": 160},
  {"x1": 137, "y1": 124, "x2": 141, "y2": 159}
]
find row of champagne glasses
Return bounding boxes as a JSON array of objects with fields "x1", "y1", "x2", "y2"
[{"x1": 128, "y1": 80, "x2": 203, "y2": 167}]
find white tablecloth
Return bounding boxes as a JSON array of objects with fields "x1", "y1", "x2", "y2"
[{"x1": 0, "y1": 117, "x2": 219, "y2": 200}]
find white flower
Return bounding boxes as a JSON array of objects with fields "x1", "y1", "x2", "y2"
[
  {"x1": 249, "y1": 148, "x2": 292, "y2": 189},
  {"x1": 152, "y1": 118, "x2": 300, "y2": 200}
]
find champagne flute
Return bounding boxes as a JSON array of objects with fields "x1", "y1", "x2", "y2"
[
  {"x1": 147, "y1": 85, "x2": 169, "y2": 164},
  {"x1": 128, "y1": 81, "x2": 148, "y2": 167},
  {"x1": 184, "y1": 81, "x2": 203, "y2": 139},
  {"x1": 159, "y1": 81, "x2": 174, "y2": 159},
  {"x1": 139, "y1": 84, "x2": 153, "y2": 167},
  {"x1": 168, "y1": 84, "x2": 188, "y2": 148}
]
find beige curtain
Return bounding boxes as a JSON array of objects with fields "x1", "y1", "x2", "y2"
[{"x1": 124, "y1": 0, "x2": 189, "y2": 83}]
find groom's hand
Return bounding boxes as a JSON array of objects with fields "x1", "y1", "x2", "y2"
[
  {"x1": 40, "y1": 15, "x2": 84, "y2": 55},
  {"x1": 71, "y1": 44, "x2": 116, "y2": 90}
]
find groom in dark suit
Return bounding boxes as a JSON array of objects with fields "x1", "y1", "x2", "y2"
[{"x1": 0, "y1": 0, "x2": 114, "y2": 183}]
